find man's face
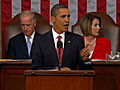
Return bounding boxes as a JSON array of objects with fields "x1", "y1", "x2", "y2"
[
  {"x1": 20, "y1": 15, "x2": 36, "y2": 37},
  {"x1": 51, "y1": 8, "x2": 70, "y2": 34}
]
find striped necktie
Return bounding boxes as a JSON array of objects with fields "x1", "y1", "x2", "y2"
[
  {"x1": 57, "y1": 36, "x2": 64, "y2": 66},
  {"x1": 27, "y1": 37, "x2": 32, "y2": 56}
]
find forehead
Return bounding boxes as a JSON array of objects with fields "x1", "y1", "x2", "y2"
[
  {"x1": 92, "y1": 18, "x2": 99, "y2": 23},
  {"x1": 57, "y1": 8, "x2": 70, "y2": 16},
  {"x1": 20, "y1": 17, "x2": 34, "y2": 24}
]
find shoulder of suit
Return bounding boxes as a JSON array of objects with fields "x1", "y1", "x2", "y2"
[
  {"x1": 9, "y1": 32, "x2": 23, "y2": 40},
  {"x1": 66, "y1": 31, "x2": 83, "y2": 38},
  {"x1": 35, "y1": 31, "x2": 41, "y2": 35},
  {"x1": 97, "y1": 36, "x2": 111, "y2": 43}
]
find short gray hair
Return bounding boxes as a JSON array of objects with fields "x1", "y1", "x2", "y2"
[{"x1": 19, "y1": 10, "x2": 36, "y2": 22}]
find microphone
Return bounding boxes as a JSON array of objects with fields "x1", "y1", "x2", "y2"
[{"x1": 57, "y1": 41, "x2": 63, "y2": 48}]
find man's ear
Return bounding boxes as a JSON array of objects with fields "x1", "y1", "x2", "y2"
[
  {"x1": 34, "y1": 21, "x2": 36, "y2": 27},
  {"x1": 51, "y1": 16, "x2": 55, "y2": 23}
]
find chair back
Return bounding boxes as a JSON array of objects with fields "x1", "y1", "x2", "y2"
[{"x1": 5, "y1": 12, "x2": 52, "y2": 58}]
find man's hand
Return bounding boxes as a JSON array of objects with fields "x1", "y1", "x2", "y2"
[
  {"x1": 80, "y1": 45, "x2": 90, "y2": 61},
  {"x1": 55, "y1": 67, "x2": 71, "y2": 71},
  {"x1": 61, "y1": 67, "x2": 71, "y2": 71}
]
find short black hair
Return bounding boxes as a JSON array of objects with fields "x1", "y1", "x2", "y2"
[{"x1": 51, "y1": 4, "x2": 68, "y2": 16}]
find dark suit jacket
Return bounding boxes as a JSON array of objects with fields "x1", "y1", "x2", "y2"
[
  {"x1": 32, "y1": 31, "x2": 92, "y2": 70},
  {"x1": 6, "y1": 32, "x2": 40, "y2": 59}
]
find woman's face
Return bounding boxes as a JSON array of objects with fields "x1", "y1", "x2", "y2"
[{"x1": 91, "y1": 18, "x2": 100, "y2": 36}]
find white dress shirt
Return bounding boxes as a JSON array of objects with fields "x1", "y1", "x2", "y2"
[
  {"x1": 52, "y1": 28, "x2": 65, "y2": 48},
  {"x1": 25, "y1": 31, "x2": 35, "y2": 44}
]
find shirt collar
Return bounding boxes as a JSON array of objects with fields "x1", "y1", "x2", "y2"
[
  {"x1": 25, "y1": 31, "x2": 35, "y2": 39},
  {"x1": 52, "y1": 28, "x2": 65, "y2": 39},
  {"x1": 25, "y1": 31, "x2": 35, "y2": 43}
]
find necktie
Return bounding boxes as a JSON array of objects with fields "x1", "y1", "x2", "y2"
[
  {"x1": 27, "y1": 37, "x2": 32, "y2": 56},
  {"x1": 57, "y1": 36, "x2": 64, "y2": 66}
]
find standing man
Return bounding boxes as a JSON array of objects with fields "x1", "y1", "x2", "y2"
[
  {"x1": 6, "y1": 10, "x2": 41, "y2": 59},
  {"x1": 32, "y1": 4, "x2": 91, "y2": 70}
]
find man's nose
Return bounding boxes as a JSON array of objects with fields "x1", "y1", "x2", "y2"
[
  {"x1": 65, "y1": 16, "x2": 70, "y2": 22},
  {"x1": 23, "y1": 25, "x2": 28, "y2": 30}
]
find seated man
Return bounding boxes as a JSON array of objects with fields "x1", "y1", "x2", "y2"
[
  {"x1": 6, "y1": 10, "x2": 41, "y2": 59},
  {"x1": 32, "y1": 4, "x2": 92, "y2": 70}
]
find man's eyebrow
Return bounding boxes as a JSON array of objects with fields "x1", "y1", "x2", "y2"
[
  {"x1": 21, "y1": 24, "x2": 31, "y2": 26},
  {"x1": 61, "y1": 15, "x2": 70, "y2": 17}
]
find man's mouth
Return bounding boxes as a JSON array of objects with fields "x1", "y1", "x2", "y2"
[
  {"x1": 25, "y1": 30, "x2": 29, "y2": 32},
  {"x1": 64, "y1": 24, "x2": 69, "y2": 27}
]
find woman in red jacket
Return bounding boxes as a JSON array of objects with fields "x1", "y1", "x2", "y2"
[{"x1": 80, "y1": 14, "x2": 111, "y2": 60}]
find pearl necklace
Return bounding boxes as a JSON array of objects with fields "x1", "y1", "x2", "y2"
[{"x1": 86, "y1": 38, "x2": 96, "y2": 45}]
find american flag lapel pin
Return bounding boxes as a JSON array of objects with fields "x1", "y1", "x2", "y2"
[{"x1": 68, "y1": 40, "x2": 71, "y2": 44}]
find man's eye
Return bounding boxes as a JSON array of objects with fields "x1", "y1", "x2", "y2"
[
  {"x1": 21, "y1": 24, "x2": 25, "y2": 26},
  {"x1": 61, "y1": 15, "x2": 66, "y2": 18},
  {"x1": 68, "y1": 15, "x2": 70, "y2": 17},
  {"x1": 26, "y1": 24, "x2": 31, "y2": 26},
  {"x1": 21, "y1": 24, "x2": 31, "y2": 27}
]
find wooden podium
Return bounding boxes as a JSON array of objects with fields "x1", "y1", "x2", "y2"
[
  {"x1": 24, "y1": 70, "x2": 95, "y2": 90},
  {"x1": 0, "y1": 60, "x2": 31, "y2": 90},
  {"x1": 1, "y1": 60, "x2": 120, "y2": 90}
]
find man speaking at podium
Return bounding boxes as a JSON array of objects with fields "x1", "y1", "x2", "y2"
[{"x1": 32, "y1": 4, "x2": 92, "y2": 70}]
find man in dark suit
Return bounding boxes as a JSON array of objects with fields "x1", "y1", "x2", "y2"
[
  {"x1": 32, "y1": 4, "x2": 91, "y2": 70},
  {"x1": 6, "y1": 10, "x2": 40, "y2": 59}
]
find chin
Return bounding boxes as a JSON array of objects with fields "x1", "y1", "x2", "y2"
[
  {"x1": 95, "y1": 35, "x2": 99, "y2": 37},
  {"x1": 94, "y1": 33, "x2": 99, "y2": 36},
  {"x1": 64, "y1": 29, "x2": 68, "y2": 32},
  {"x1": 25, "y1": 34, "x2": 30, "y2": 37}
]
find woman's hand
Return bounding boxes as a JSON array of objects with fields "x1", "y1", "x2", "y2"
[{"x1": 80, "y1": 45, "x2": 90, "y2": 61}]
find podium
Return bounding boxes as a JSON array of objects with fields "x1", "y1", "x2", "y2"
[
  {"x1": 24, "y1": 70, "x2": 95, "y2": 90},
  {"x1": 0, "y1": 60, "x2": 31, "y2": 90},
  {"x1": 93, "y1": 61, "x2": 120, "y2": 90},
  {"x1": 1, "y1": 60, "x2": 120, "y2": 90}
]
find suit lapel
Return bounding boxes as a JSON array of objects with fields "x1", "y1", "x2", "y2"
[
  {"x1": 45, "y1": 31, "x2": 59, "y2": 65},
  {"x1": 63, "y1": 32, "x2": 71, "y2": 63},
  {"x1": 18, "y1": 33, "x2": 28, "y2": 57},
  {"x1": 30, "y1": 32, "x2": 40, "y2": 58}
]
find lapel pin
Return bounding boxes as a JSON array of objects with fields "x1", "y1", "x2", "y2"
[{"x1": 68, "y1": 41, "x2": 71, "y2": 44}]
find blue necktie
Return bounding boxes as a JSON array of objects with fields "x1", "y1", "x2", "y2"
[{"x1": 27, "y1": 37, "x2": 32, "y2": 56}]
